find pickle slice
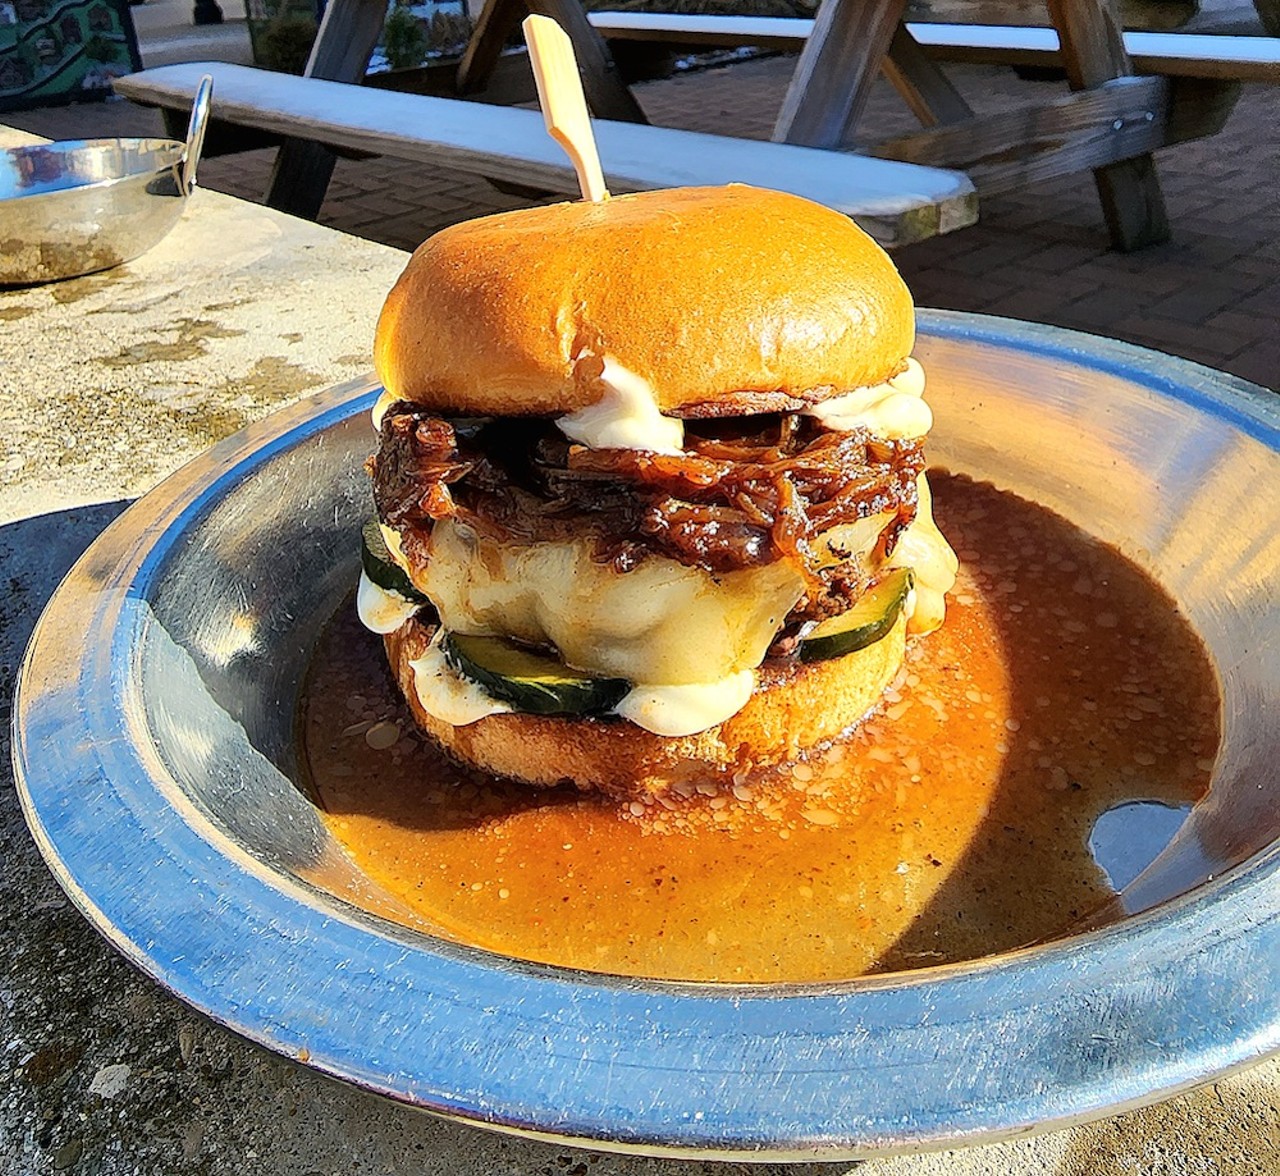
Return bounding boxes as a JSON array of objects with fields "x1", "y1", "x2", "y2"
[
  {"x1": 443, "y1": 633, "x2": 630, "y2": 717},
  {"x1": 799, "y1": 568, "x2": 913, "y2": 663},
  {"x1": 361, "y1": 519, "x2": 428, "y2": 603}
]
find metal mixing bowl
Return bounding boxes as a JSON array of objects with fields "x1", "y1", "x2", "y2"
[
  {"x1": 0, "y1": 76, "x2": 211, "y2": 285},
  {"x1": 11, "y1": 313, "x2": 1280, "y2": 1159}
]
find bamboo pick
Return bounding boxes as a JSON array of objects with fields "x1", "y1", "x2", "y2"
[{"x1": 523, "y1": 14, "x2": 610, "y2": 203}]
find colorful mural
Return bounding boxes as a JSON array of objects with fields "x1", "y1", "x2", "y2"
[{"x1": 0, "y1": 0, "x2": 140, "y2": 112}]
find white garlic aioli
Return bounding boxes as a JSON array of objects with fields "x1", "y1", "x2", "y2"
[
  {"x1": 803, "y1": 357, "x2": 931, "y2": 440},
  {"x1": 557, "y1": 358, "x2": 684, "y2": 454},
  {"x1": 362, "y1": 354, "x2": 957, "y2": 733},
  {"x1": 886, "y1": 473, "x2": 958, "y2": 636},
  {"x1": 408, "y1": 629, "x2": 513, "y2": 726},
  {"x1": 615, "y1": 672, "x2": 757, "y2": 738},
  {"x1": 371, "y1": 388, "x2": 400, "y2": 431},
  {"x1": 356, "y1": 572, "x2": 420, "y2": 635}
]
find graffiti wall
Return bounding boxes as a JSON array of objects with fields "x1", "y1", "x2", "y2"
[{"x1": 0, "y1": 0, "x2": 141, "y2": 112}]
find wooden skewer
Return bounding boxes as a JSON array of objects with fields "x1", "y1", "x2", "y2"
[{"x1": 523, "y1": 14, "x2": 610, "y2": 203}]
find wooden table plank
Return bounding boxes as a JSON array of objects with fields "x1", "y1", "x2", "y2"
[
  {"x1": 460, "y1": 0, "x2": 646, "y2": 124},
  {"x1": 904, "y1": 0, "x2": 1198, "y2": 31},
  {"x1": 869, "y1": 75, "x2": 1170, "y2": 192},
  {"x1": 457, "y1": 0, "x2": 525, "y2": 93},
  {"x1": 1255, "y1": 0, "x2": 1280, "y2": 33}
]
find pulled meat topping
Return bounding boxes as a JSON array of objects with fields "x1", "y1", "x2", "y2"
[{"x1": 370, "y1": 404, "x2": 924, "y2": 621}]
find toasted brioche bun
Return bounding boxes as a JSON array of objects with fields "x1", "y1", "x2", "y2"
[
  {"x1": 373, "y1": 185, "x2": 914, "y2": 420},
  {"x1": 384, "y1": 613, "x2": 906, "y2": 799}
]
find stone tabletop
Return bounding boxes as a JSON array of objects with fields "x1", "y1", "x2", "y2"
[{"x1": 1, "y1": 127, "x2": 1276, "y2": 1175}]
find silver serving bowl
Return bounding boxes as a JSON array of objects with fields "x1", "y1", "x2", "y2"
[
  {"x1": 0, "y1": 76, "x2": 211, "y2": 285},
  {"x1": 11, "y1": 313, "x2": 1280, "y2": 1160}
]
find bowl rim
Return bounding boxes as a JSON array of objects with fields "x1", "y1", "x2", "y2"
[
  {"x1": 12, "y1": 311, "x2": 1280, "y2": 1160},
  {"x1": 0, "y1": 137, "x2": 187, "y2": 204}
]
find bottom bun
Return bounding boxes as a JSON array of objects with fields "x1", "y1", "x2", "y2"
[{"x1": 384, "y1": 616, "x2": 906, "y2": 799}]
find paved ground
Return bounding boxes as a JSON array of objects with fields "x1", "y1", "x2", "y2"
[{"x1": 9, "y1": 47, "x2": 1279, "y2": 391}]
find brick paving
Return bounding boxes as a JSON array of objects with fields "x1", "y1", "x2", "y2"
[{"x1": 8, "y1": 55, "x2": 1279, "y2": 389}]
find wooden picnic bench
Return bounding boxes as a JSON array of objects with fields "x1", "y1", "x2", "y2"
[
  {"x1": 587, "y1": 12, "x2": 1272, "y2": 199},
  {"x1": 571, "y1": 3, "x2": 1280, "y2": 253},
  {"x1": 113, "y1": 61, "x2": 978, "y2": 248},
  {"x1": 587, "y1": 13, "x2": 1280, "y2": 84}
]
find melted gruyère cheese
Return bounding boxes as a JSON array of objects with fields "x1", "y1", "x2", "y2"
[
  {"x1": 414, "y1": 521, "x2": 805, "y2": 687},
  {"x1": 363, "y1": 355, "x2": 958, "y2": 734}
]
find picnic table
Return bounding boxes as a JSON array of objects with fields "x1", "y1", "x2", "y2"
[
  {"x1": 114, "y1": 0, "x2": 1277, "y2": 250},
  {"x1": 463, "y1": 0, "x2": 1271, "y2": 250}
]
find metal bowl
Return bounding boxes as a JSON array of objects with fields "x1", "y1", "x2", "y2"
[
  {"x1": 11, "y1": 313, "x2": 1280, "y2": 1160},
  {"x1": 0, "y1": 76, "x2": 210, "y2": 285}
]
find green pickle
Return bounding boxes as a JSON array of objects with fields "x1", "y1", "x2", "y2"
[
  {"x1": 360, "y1": 519, "x2": 429, "y2": 603},
  {"x1": 443, "y1": 633, "x2": 630, "y2": 717},
  {"x1": 799, "y1": 567, "x2": 913, "y2": 663}
]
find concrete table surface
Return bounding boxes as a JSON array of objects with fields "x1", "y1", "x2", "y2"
[{"x1": 1, "y1": 125, "x2": 1277, "y2": 1176}]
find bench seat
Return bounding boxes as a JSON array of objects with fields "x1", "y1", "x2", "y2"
[
  {"x1": 588, "y1": 14, "x2": 1280, "y2": 84},
  {"x1": 114, "y1": 61, "x2": 978, "y2": 248}
]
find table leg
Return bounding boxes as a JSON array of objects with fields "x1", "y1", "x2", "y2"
[
  {"x1": 772, "y1": 0, "x2": 907, "y2": 148},
  {"x1": 1254, "y1": 0, "x2": 1280, "y2": 36},
  {"x1": 457, "y1": 0, "x2": 526, "y2": 94},
  {"x1": 882, "y1": 24, "x2": 973, "y2": 128},
  {"x1": 526, "y1": 0, "x2": 647, "y2": 122},
  {"x1": 1046, "y1": 0, "x2": 1171, "y2": 250},
  {"x1": 264, "y1": 0, "x2": 388, "y2": 219},
  {"x1": 459, "y1": 0, "x2": 646, "y2": 122}
]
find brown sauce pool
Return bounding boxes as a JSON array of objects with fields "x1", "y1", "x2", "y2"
[{"x1": 301, "y1": 474, "x2": 1221, "y2": 983}]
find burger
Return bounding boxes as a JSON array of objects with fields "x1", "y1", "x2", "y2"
[{"x1": 359, "y1": 184, "x2": 958, "y2": 798}]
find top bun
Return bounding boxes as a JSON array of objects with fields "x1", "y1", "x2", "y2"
[{"x1": 373, "y1": 185, "x2": 915, "y2": 419}]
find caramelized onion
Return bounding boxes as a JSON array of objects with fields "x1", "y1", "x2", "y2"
[{"x1": 370, "y1": 407, "x2": 924, "y2": 617}]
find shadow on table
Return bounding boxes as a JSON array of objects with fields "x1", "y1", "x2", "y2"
[{"x1": 0, "y1": 501, "x2": 132, "y2": 699}]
